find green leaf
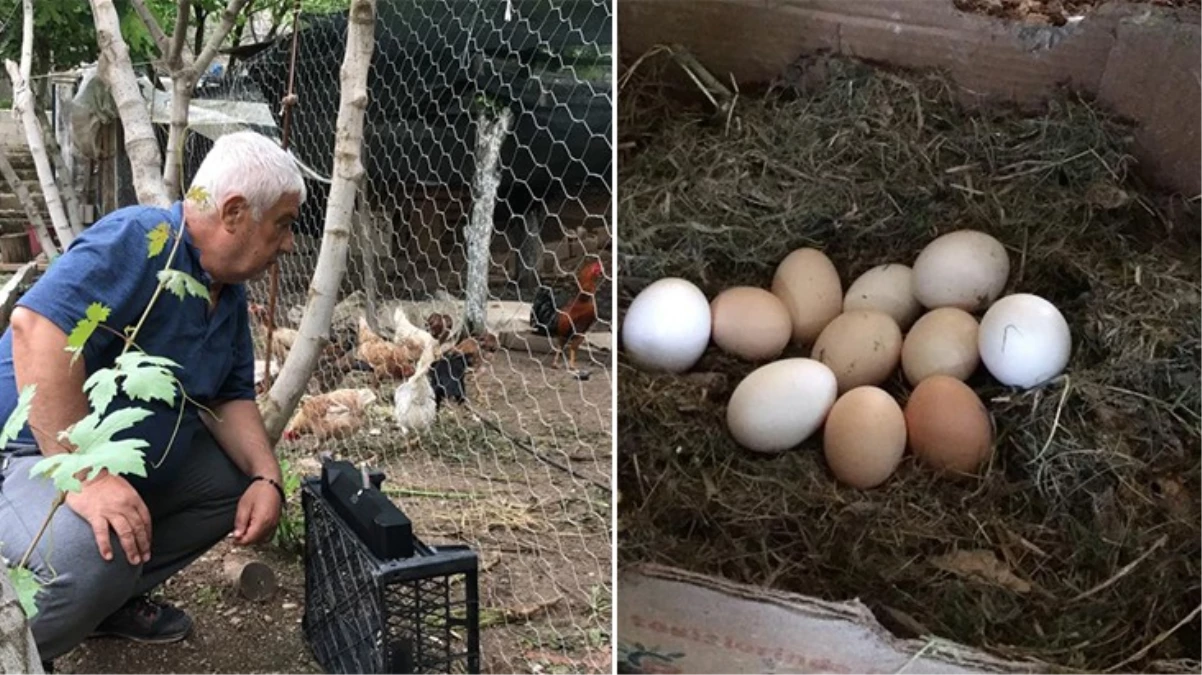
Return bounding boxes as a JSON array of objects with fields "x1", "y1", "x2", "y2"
[
  {"x1": 0, "y1": 384, "x2": 35, "y2": 447},
  {"x1": 185, "y1": 185, "x2": 211, "y2": 207},
  {"x1": 114, "y1": 352, "x2": 179, "y2": 407},
  {"x1": 146, "y1": 222, "x2": 170, "y2": 258},
  {"x1": 30, "y1": 439, "x2": 149, "y2": 493},
  {"x1": 82, "y1": 369, "x2": 120, "y2": 416},
  {"x1": 6, "y1": 566, "x2": 40, "y2": 619},
  {"x1": 83, "y1": 353, "x2": 179, "y2": 416},
  {"x1": 66, "y1": 302, "x2": 112, "y2": 360},
  {"x1": 157, "y1": 270, "x2": 209, "y2": 302},
  {"x1": 31, "y1": 407, "x2": 152, "y2": 492}
]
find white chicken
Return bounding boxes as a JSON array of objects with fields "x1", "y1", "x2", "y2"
[
  {"x1": 392, "y1": 303, "x2": 441, "y2": 356},
  {"x1": 393, "y1": 335, "x2": 438, "y2": 437},
  {"x1": 254, "y1": 358, "x2": 280, "y2": 395}
]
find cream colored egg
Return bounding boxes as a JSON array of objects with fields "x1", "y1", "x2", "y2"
[
  {"x1": 823, "y1": 386, "x2": 907, "y2": 489},
  {"x1": 901, "y1": 307, "x2": 980, "y2": 385},
  {"x1": 811, "y1": 310, "x2": 902, "y2": 394},
  {"x1": 843, "y1": 264, "x2": 922, "y2": 329},
  {"x1": 726, "y1": 358, "x2": 838, "y2": 454},
  {"x1": 710, "y1": 286, "x2": 793, "y2": 361},
  {"x1": 912, "y1": 230, "x2": 1010, "y2": 312},
  {"x1": 771, "y1": 248, "x2": 843, "y2": 346}
]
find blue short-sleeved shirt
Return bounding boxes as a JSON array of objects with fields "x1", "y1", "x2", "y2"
[{"x1": 0, "y1": 201, "x2": 256, "y2": 490}]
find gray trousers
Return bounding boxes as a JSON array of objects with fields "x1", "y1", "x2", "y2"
[{"x1": 0, "y1": 427, "x2": 250, "y2": 660}]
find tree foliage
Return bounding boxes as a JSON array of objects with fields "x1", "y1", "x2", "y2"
[{"x1": 0, "y1": 0, "x2": 167, "y2": 75}]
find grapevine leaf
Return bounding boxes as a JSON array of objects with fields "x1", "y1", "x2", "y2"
[
  {"x1": 83, "y1": 368, "x2": 121, "y2": 416},
  {"x1": 30, "y1": 408, "x2": 152, "y2": 492},
  {"x1": 0, "y1": 384, "x2": 35, "y2": 447},
  {"x1": 185, "y1": 185, "x2": 210, "y2": 207},
  {"x1": 6, "y1": 566, "x2": 40, "y2": 619},
  {"x1": 65, "y1": 302, "x2": 112, "y2": 361},
  {"x1": 29, "y1": 439, "x2": 149, "y2": 493},
  {"x1": 114, "y1": 352, "x2": 179, "y2": 407},
  {"x1": 146, "y1": 222, "x2": 170, "y2": 258},
  {"x1": 157, "y1": 270, "x2": 209, "y2": 302}
]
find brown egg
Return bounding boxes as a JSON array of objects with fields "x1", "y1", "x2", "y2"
[
  {"x1": 771, "y1": 247, "x2": 843, "y2": 346},
  {"x1": 811, "y1": 310, "x2": 902, "y2": 394},
  {"x1": 710, "y1": 286, "x2": 793, "y2": 361},
  {"x1": 904, "y1": 375, "x2": 993, "y2": 475},
  {"x1": 901, "y1": 307, "x2": 980, "y2": 386},
  {"x1": 823, "y1": 386, "x2": 907, "y2": 489}
]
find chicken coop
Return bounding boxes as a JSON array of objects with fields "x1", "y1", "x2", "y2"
[
  {"x1": 47, "y1": 1, "x2": 614, "y2": 673},
  {"x1": 616, "y1": 0, "x2": 1199, "y2": 673}
]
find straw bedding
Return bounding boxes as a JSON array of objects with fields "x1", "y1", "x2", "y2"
[{"x1": 616, "y1": 52, "x2": 1200, "y2": 672}]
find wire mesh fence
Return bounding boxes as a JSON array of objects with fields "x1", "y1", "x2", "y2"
[{"x1": 176, "y1": 1, "x2": 614, "y2": 672}]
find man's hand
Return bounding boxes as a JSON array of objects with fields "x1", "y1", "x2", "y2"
[
  {"x1": 64, "y1": 471, "x2": 153, "y2": 565},
  {"x1": 231, "y1": 480, "x2": 281, "y2": 545}
]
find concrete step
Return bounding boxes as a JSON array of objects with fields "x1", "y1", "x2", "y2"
[{"x1": 0, "y1": 194, "x2": 50, "y2": 211}]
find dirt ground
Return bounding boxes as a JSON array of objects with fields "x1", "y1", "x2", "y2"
[
  {"x1": 953, "y1": 0, "x2": 1199, "y2": 23},
  {"x1": 55, "y1": 348, "x2": 613, "y2": 674}
]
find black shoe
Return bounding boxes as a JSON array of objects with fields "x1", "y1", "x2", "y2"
[{"x1": 90, "y1": 595, "x2": 193, "y2": 644}]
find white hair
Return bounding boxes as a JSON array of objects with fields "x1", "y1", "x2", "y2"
[{"x1": 187, "y1": 130, "x2": 307, "y2": 219}]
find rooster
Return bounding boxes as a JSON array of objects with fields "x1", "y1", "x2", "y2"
[
  {"x1": 282, "y1": 388, "x2": 377, "y2": 441},
  {"x1": 529, "y1": 258, "x2": 605, "y2": 372}
]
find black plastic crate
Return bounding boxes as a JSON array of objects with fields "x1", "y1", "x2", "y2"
[{"x1": 301, "y1": 474, "x2": 481, "y2": 673}]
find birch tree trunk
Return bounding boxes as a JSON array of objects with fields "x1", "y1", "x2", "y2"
[
  {"x1": 260, "y1": 0, "x2": 377, "y2": 444},
  {"x1": 161, "y1": 0, "x2": 253, "y2": 199},
  {"x1": 0, "y1": 569, "x2": 43, "y2": 674},
  {"x1": 0, "y1": 146, "x2": 57, "y2": 256},
  {"x1": 5, "y1": 60, "x2": 75, "y2": 250},
  {"x1": 35, "y1": 108, "x2": 84, "y2": 235},
  {"x1": 89, "y1": 0, "x2": 171, "y2": 208},
  {"x1": 464, "y1": 107, "x2": 513, "y2": 336}
]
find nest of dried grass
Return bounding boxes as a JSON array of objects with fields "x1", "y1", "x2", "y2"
[{"x1": 616, "y1": 51, "x2": 1201, "y2": 673}]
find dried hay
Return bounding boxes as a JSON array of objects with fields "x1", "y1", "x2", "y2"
[{"x1": 616, "y1": 52, "x2": 1201, "y2": 673}]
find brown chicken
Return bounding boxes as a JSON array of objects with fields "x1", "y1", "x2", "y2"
[
  {"x1": 282, "y1": 388, "x2": 377, "y2": 441},
  {"x1": 248, "y1": 302, "x2": 298, "y2": 363},
  {"x1": 529, "y1": 258, "x2": 604, "y2": 371},
  {"x1": 250, "y1": 303, "x2": 358, "y2": 393},
  {"x1": 426, "y1": 313, "x2": 454, "y2": 343},
  {"x1": 356, "y1": 316, "x2": 418, "y2": 380}
]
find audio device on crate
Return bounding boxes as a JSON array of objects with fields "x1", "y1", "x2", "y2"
[{"x1": 302, "y1": 457, "x2": 481, "y2": 674}]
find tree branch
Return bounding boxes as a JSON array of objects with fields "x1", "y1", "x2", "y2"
[
  {"x1": 193, "y1": 0, "x2": 254, "y2": 75},
  {"x1": 89, "y1": 0, "x2": 171, "y2": 208},
  {"x1": 18, "y1": 0, "x2": 32, "y2": 81},
  {"x1": 127, "y1": 0, "x2": 172, "y2": 58},
  {"x1": 162, "y1": 0, "x2": 254, "y2": 198},
  {"x1": 168, "y1": 0, "x2": 193, "y2": 68}
]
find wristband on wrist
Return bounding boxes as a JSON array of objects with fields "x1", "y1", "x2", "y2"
[{"x1": 251, "y1": 475, "x2": 286, "y2": 505}]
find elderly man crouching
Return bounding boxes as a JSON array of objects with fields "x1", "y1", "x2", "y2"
[{"x1": 0, "y1": 130, "x2": 304, "y2": 666}]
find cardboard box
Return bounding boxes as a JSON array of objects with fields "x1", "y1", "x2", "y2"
[{"x1": 618, "y1": 565, "x2": 1042, "y2": 674}]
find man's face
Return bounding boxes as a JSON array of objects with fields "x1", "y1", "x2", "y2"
[{"x1": 215, "y1": 192, "x2": 300, "y2": 283}]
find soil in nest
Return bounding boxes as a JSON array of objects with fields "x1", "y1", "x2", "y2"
[{"x1": 616, "y1": 52, "x2": 1200, "y2": 673}]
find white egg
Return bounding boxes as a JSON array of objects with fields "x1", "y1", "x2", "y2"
[
  {"x1": 621, "y1": 277, "x2": 712, "y2": 373},
  {"x1": 978, "y1": 293, "x2": 1071, "y2": 389},
  {"x1": 726, "y1": 358, "x2": 838, "y2": 453}
]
